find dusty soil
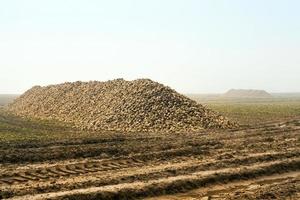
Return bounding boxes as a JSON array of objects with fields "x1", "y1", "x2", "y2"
[{"x1": 0, "y1": 117, "x2": 299, "y2": 199}]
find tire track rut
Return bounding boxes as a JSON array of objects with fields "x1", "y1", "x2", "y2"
[{"x1": 0, "y1": 158, "x2": 144, "y2": 185}]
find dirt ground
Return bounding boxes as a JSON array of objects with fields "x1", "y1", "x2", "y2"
[{"x1": 0, "y1": 114, "x2": 299, "y2": 199}]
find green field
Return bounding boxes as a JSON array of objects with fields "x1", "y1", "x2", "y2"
[
  {"x1": 188, "y1": 94, "x2": 300, "y2": 125},
  {"x1": 0, "y1": 108, "x2": 101, "y2": 144}
]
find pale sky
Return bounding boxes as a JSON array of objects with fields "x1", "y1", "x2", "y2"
[{"x1": 0, "y1": 0, "x2": 299, "y2": 94}]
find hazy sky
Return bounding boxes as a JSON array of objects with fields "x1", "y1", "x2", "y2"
[{"x1": 1, "y1": 0, "x2": 299, "y2": 94}]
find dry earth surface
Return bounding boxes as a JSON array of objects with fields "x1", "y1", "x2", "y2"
[
  {"x1": 0, "y1": 108, "x2": 299, "y2": 199},
  {"x1": 1, "y1": 91, "x2": 300, "y2": 199}
]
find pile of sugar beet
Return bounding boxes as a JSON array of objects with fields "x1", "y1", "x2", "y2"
[{"x1": 8, "y1": 79, "x2": 237, "y2": 132}]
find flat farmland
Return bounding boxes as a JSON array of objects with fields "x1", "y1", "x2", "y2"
[{"x1": 0, "y1": 96, "x2": 299, "y2": 200}]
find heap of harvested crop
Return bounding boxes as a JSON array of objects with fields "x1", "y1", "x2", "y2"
[
  {"x1": 8, "y1": 79, "x2": 236, "y2": 132},
  {"x1": 223, "y1": 89, "x2": 272, "y2": 98}
]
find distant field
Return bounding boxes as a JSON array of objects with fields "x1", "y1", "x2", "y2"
[
  {"x1": 0, "y1": 94, "x2": 19, "y2": 106},
  {"x1": 187, "y1": 94, "x2": 300, "y2": 125}
]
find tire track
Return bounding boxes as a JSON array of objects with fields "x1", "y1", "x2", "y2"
[
  {"x1": 7, "y1": 159, "x2": 300, "y2": 200},
  {"x1": 0, "y1": 158, "x2": 144, "y2": 185},
  {"x1": 232, "y1": 118, "x2": 300, "y2": 132},
  {"x1": 1, "y1": 150, "x2": 299, "y2": 187}
]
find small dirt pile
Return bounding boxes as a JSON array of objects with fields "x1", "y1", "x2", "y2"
[
  {"x1": 8, "y1": 79, "x2": 236, "y2": 132},
  {"x1": 223, "y1": 89, "x2": 272, "y2": 98}
]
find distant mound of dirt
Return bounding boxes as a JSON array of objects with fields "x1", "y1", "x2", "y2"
[
  {"x1": 0, "y1": 94, "x2": 19, "y2": 106},
  {"x1": 8, "y1": 79, "x2": 236, "y2": 132},
  {"x1": 223, "y1": 89, "x2": 272, "y2": 98}
]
